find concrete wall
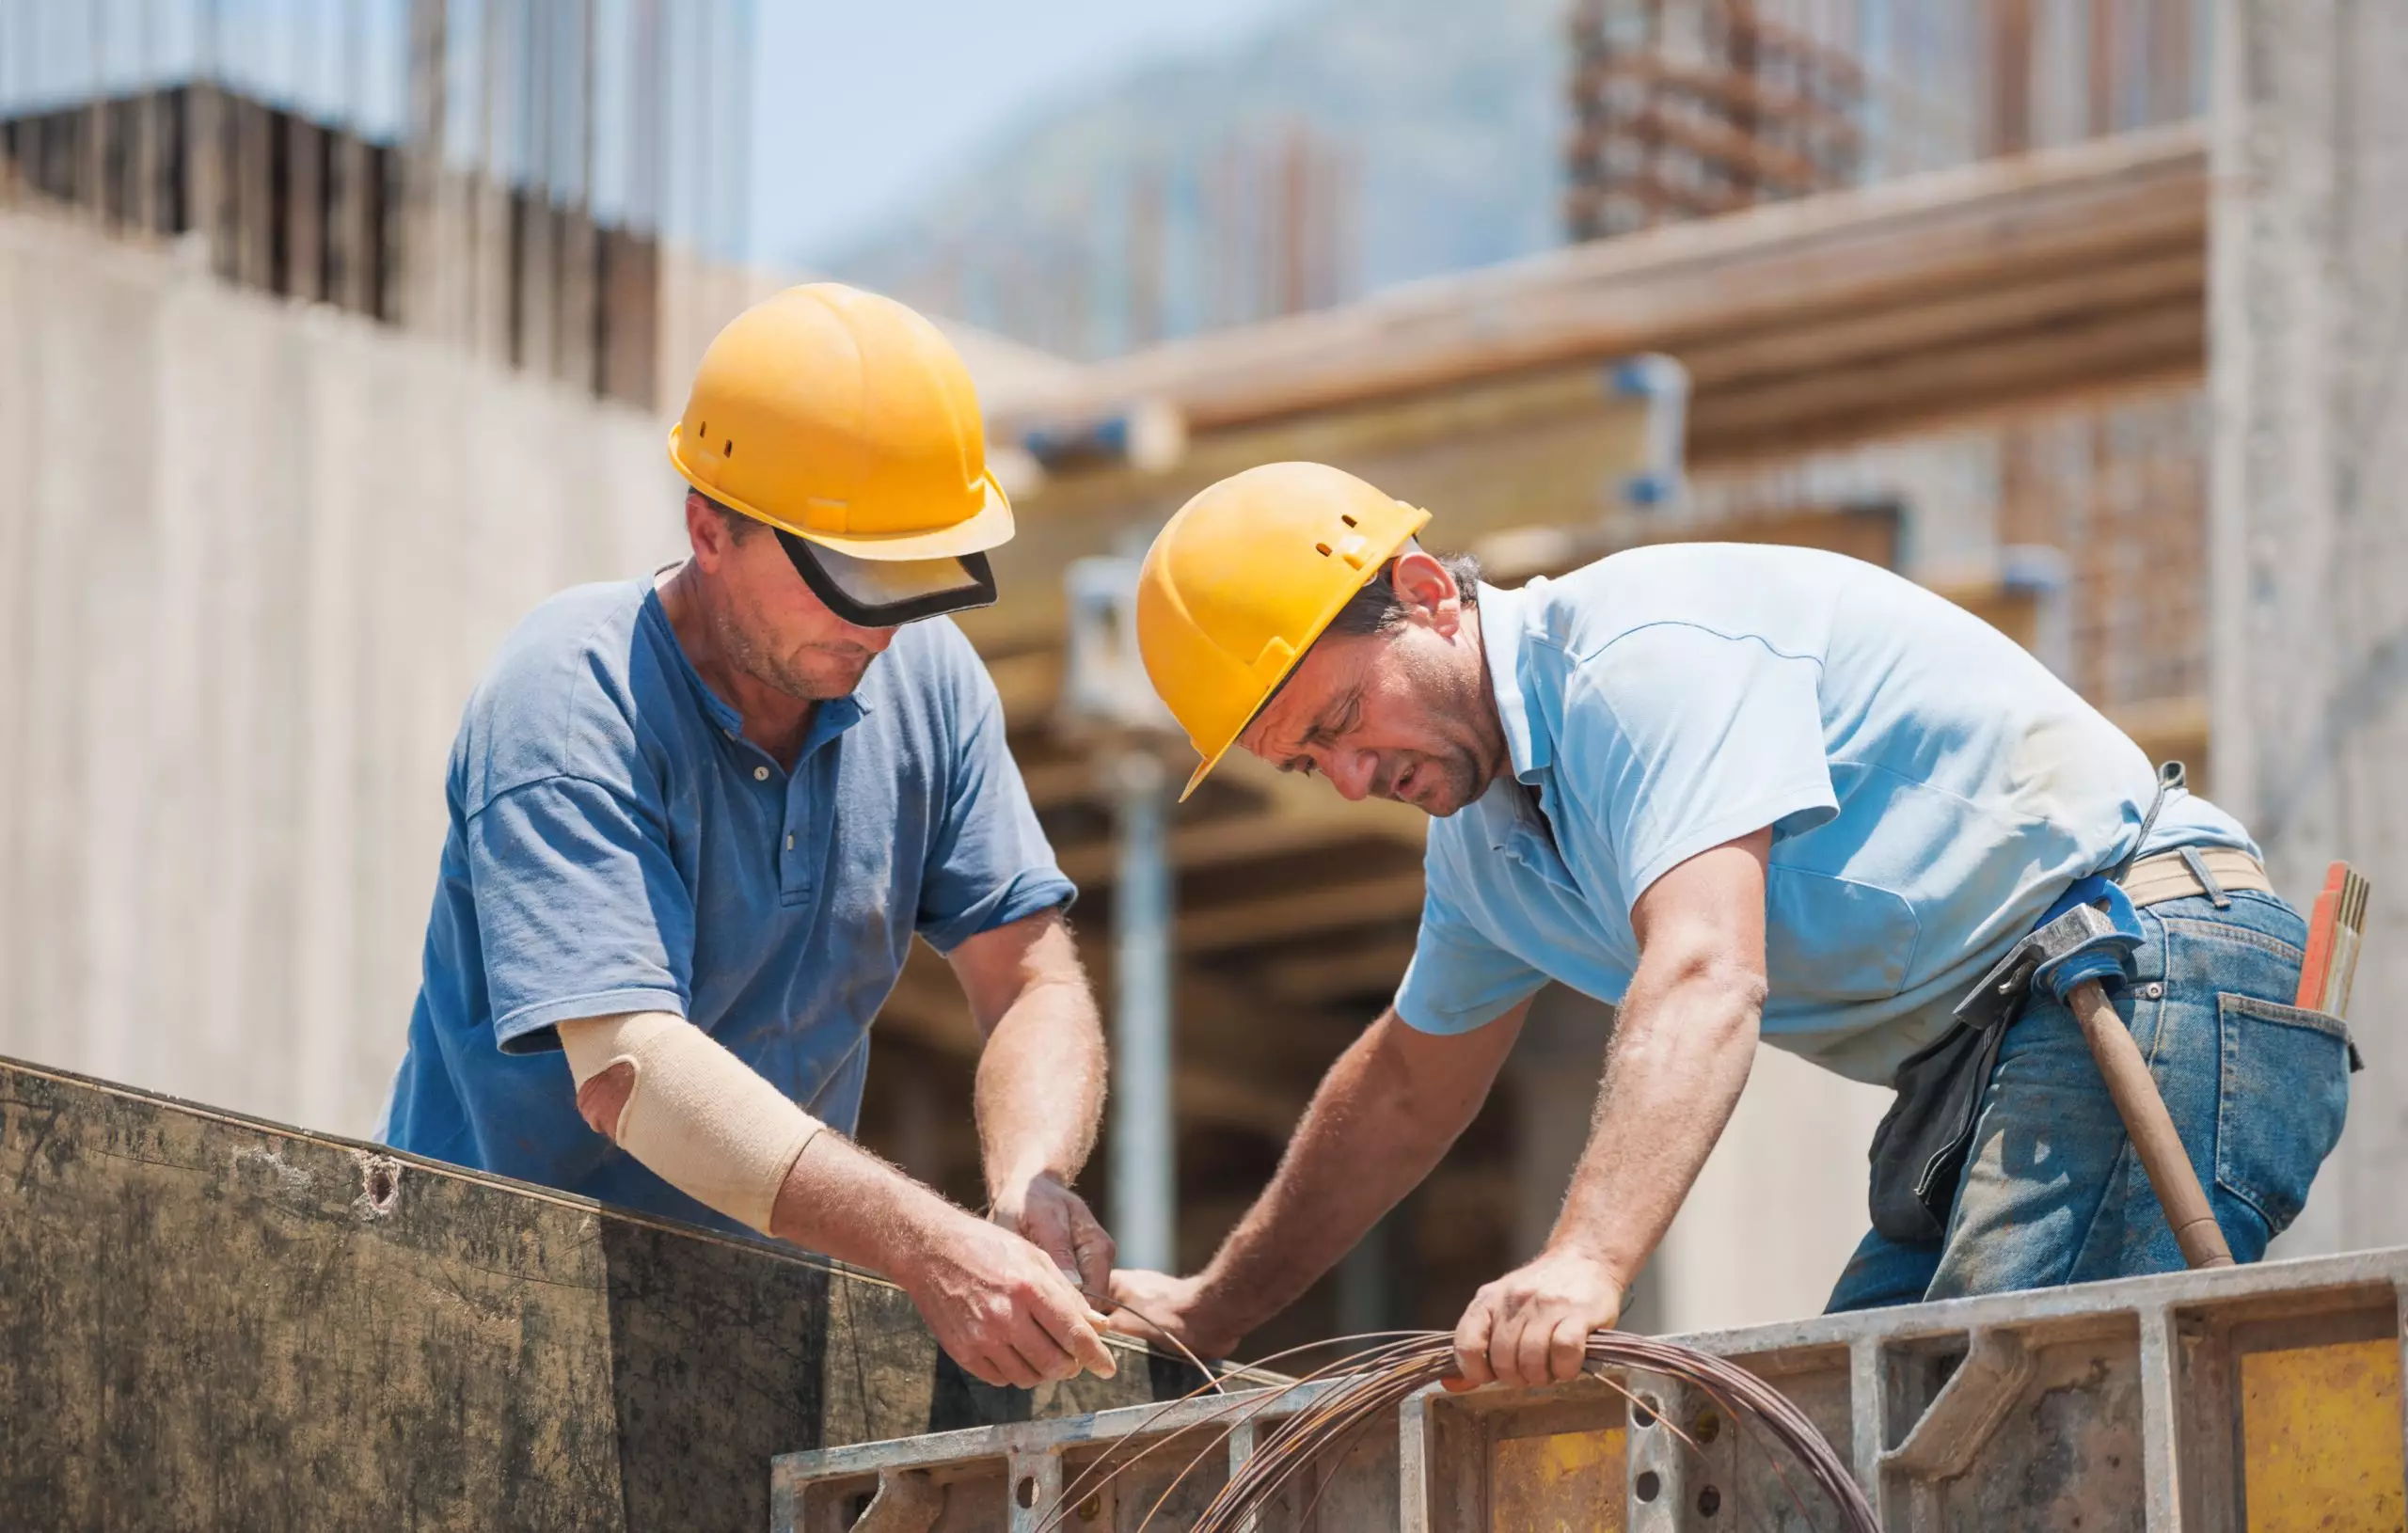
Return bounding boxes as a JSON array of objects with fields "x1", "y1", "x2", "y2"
[
  {"x1": 2211, "y1": 0, "x2": 2408, "y2": 1256},
  {"x1": 0, "y1": 209, "x2": 682, "y2": 1138}
]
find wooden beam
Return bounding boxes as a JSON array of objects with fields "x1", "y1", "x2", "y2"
[
  {"x1": 1688, "y1": 298, "x2": 2204, "y2": 466},
  {"x1": 987, "y1": 648, "x2": 1065, "y2": 728},
  {"x1": 1259, "y1": 940, "x2": 1418, "y2": 1007},
  {"x1": 870, "y1": 944, "x2": 1313, "y2": 1142},
  {"x1": 2106, "y1": 694, "x2": 2210, "y2": 790},
  {"x1": 1178, "y1": 869, "x2": 1428, "y2": 956},
  {"x1": 999, "y1": 123, "x2": 2205, "y2": 436},
  {"x1": 1054, "y1": 804, "x2": 1418, "y2": 890}
]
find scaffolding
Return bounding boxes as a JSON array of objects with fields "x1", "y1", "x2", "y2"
[{"x1": 1564, "y1": 0, "x2": 1865, "y2": 241}]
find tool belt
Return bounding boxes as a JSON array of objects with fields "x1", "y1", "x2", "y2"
[{"x1": 1865, "y1": 835, "x2": 2273, "y2": 1247}]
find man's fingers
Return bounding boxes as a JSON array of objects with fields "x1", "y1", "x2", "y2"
[
  {"x1": 991, "y1": 1336, "x2": 1053, "y2": 1390},
  {"x1": 1452, "y1": 1300, "x2": 1497, "y2": 1391},
  {"x1": 1018, "y1": 1203, "x2": 1077, "y2": 1273},
  {"x1": 1546, "y1": 1316, "x2": 1590, "y2": 1384},
  {"x1": 1513, "y1": 1306, "x2": 1563, "y2": 1389},
  {"x1": 1069, "y1": 1210, "x2": 1116, "y2": 1297},
  {"x1": 1027, "y1": 1279, "x2": 1118, "y2": 1380},
  {"x1": 1099, "y1": 1306, "x2": 1157, "y2": 1343},
  {"x1": 951, "y1": 1345, "x2": 1015, "y2": 1390},
  {"x1": 1547, "y1": 1316, "x2": 1592, "y2": 1384}
]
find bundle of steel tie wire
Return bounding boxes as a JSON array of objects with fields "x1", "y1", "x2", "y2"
[{"x1": 1041, "y1": 1323, "x2": 1878, "y2": 1533}]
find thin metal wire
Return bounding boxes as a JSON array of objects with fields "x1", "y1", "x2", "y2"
[{"x1": 1036, "y1": 1328, "x2": 1877, "y2": 1533}]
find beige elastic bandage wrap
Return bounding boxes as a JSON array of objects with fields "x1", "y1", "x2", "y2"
[{"x1": 559, "y1": 1012, "x2": 824, "y2": 1235}]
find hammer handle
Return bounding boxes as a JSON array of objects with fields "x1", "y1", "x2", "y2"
[{"x1": 2067, "y1": 978, "x2": 2235, "y2": 1270}]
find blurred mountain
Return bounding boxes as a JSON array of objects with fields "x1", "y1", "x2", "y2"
[{"x1": 812, "y1": 0, "x2": 1568, "y2": 358}]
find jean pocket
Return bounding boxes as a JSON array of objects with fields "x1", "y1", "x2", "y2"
[{"x1": 2214, "y1": 993, "x2": 2353, "y2": 1234}]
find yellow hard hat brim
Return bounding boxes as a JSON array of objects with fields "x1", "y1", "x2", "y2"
[
  {"x1": 670, "y1": 423, "x2": 1016, "y2": 561},
  {"x1": 797, "y1": 473, "x2": 1016, "y2": 561},
  {"x1": 1181, "y1": 741, "x2": 1234, "y2": 803}
]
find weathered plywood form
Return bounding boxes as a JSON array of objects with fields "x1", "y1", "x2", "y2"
[
  {"x1": 775, "y1": 1247, "x2": 2408, "y2": 1531},
  {"x1": 0, "y1": 1056, "x2": 1201, "y2": 1532}
]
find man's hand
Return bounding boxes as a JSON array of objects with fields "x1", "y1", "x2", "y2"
[
  {"x1": 893, "y1": 1201, "x2": 1120, "y2": 1390},
  {"x1": 991, "y1": 1170, "x2": 1115, "y2": 1299},
  {"x1": 1449, "y1": 1248, "x2": 1625, "y2": 1392},
  {"x1": 1101, "y1": 1269, "x2": 1244, "y2": 1361}
]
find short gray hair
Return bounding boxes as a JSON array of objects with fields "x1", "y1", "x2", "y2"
[
  {"x1": 1321, "y1": 546, "x2": 1482, "y2": 640},
  {"x1": 690, "y1": 489, "x2": 760, "y2": 540}
]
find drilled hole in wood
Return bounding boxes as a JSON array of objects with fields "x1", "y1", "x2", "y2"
[
  {"x1": 1633, "y1": 1397, "x2": 1659, "y2": 1429},
  {"x1": 1693, "y1": 1407, "x2": 1721, "y2": 1445},
  {"x1": 1634, "y1": 1470, "x2": 1661, "y2": 1503},
  {"x1": 1698, "y1": 1484, "x2": 1721, "y2": 1517},
  {"x1": 1016, "y1": 1476, "x2": 1037, "y2": 1509}
]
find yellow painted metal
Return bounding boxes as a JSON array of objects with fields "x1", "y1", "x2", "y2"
[
  {"x1": 1489, "y1": 1426, "x2": 1627, "y2": 1533},
  {"x1": 2241, "y1": 1336, "x2": 2406, "y2": 1532}
]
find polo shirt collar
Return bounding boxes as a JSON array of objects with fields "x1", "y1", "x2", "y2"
[{"x1": 1476, "y1": 580, "x2": 1550, "y2": 783}]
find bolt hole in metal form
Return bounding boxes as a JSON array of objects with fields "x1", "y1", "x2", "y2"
[{"x1": 772, "y1": 1247, "x2": 2408, "y2": 1531}]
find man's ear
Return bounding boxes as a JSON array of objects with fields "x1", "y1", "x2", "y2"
[
  {"x1": 684, "y1": 490, "x2": 731, "y2": 569},
  {"x1": 1388, "y1": 549, "x2": 1465, "y2": 634}
]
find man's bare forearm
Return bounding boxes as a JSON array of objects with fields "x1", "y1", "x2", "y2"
[
  {"x1": 974, "y1": 976, "x2": 1105, "y2": 1195},
  {"x1": 1549, "y1": 956, "x2": 1762, "y2": 1291},
  {"x1": 1193, "y1": 1011, "x2": 1503, "y2": 1340},
  {"x1": 768, "y1": 1128, "x2": 956, "y2": 1269}
]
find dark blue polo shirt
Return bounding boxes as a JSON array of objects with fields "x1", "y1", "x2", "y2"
[{"x1": 376, "y1": 575, "x2": 1072, "y2": 1232}]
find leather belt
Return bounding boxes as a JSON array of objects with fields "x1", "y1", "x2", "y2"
[{"x1": 2120, "y1": 846, "x2": 2273, "y2": 909}]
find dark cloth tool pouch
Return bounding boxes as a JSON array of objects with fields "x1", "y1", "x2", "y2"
[{"x1": 1866, "y1": 1017, "x2": 2010, "y2": 1243}]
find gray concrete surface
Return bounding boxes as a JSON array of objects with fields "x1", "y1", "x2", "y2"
[
  {"x1": 2210, "y1": 0, "x2": 2408, "y2": 1257},
  {"x1": 0, "y1": 208, "x2": 682, "y2": 1138}
]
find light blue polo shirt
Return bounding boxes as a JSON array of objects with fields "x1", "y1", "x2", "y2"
[
  {"x1": 376, "y1": 575, "x2": 1073, "y2": 1232},
  {"x1": 1395, "y1": 545, "x2": 2252, "y2": 1084}
]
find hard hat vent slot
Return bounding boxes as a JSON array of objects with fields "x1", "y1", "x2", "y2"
[
  {"x1": 699, "y1": 420, "x2": 707, "y2": 437},
  {"x1": 1341, "y1": 514, "x2": 1357, "y2": 528},
  {"x1": 724, "y1": 439, "x2": 735, "y2": 456},
  {"x1": 1315, "y1": 542, "x2": 1332, "y2": 557}
]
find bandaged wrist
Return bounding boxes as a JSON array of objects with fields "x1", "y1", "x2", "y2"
[{"x1": 558, "y1": 1011, "x2": 823, "y2": 1234}]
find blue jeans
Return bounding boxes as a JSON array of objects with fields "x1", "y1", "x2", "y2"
[{"x1": 1828, "y1": 890, "x2": 2354, "y2": 1311}]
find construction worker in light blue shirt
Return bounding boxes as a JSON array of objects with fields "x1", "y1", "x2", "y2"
[
  {"x1": 1103, "y1": 462, "x2": 2351, "y2": 1391},
  {"x1": 379, "y1": 285, "x2": 1119, "y2": 1390}
]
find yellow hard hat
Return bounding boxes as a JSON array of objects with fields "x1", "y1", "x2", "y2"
[
  {"x1": 1136, "y1": 463, "x2": 1431, "y2": 798},
  {"x1": 668, "y1": 283, "x2": 1012, "y2": 624}
]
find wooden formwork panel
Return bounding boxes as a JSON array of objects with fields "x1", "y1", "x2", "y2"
[{"x1": 0, "y1": 1056, "x2": 1199, "y2": 1532}]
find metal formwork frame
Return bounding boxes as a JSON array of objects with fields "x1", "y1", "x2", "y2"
[{"x1": 773, "y1": 1246, "x2": 2408, "y2": 1530}]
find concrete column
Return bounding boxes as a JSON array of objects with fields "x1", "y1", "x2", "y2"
[{"x1": 2211, "y1": 0, "x2": 2408, "y2": 1255}]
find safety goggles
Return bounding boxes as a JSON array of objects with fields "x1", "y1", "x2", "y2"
[{"x1": 775, "y1": 529, "x2": 998, "y2": 627}]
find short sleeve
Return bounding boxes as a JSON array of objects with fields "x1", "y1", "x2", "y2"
[
  {"x1": 1394, "y1": 877, "x2": 1548, "y2": 1035},
  {"x1": 1566, "y1": 623, "x2": 1838, "y2": 907},
  {"x1": 467, "y1": 774, "x2": 694, "y2": 1052},
  {"x1": 914, "y1": 679, "x2": 1076, "y2": 955}
]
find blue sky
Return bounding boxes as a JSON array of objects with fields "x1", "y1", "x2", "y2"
[{"x1": 752, "y1": 0, "x2": 1301, "y2": 267}]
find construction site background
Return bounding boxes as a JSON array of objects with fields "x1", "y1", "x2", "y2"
[{"x1": 1, "y1": 0, "x2": 2400, "y2": 1361}]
